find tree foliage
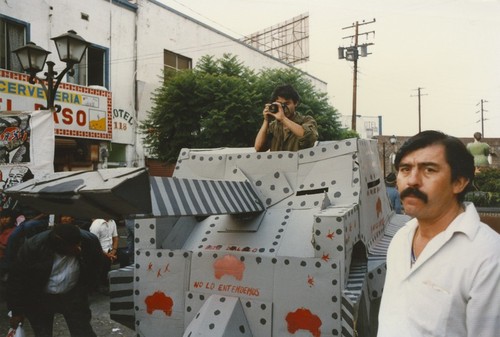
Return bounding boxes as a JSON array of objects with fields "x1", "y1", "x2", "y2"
[
  {"x1": 465, "y1": 167, "x2": 500, "y2": 207},
  {"x1": 140, "y1": 54, "x2": 354, "y2": 163}
]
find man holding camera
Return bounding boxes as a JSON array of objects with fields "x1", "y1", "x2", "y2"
[{"x1": 254, "y1": 84, "x2": 318, "y2": 152}]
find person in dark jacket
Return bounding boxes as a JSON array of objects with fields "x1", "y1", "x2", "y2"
[
  {"x1": 1, "y1": 213, "x2": 49, "y2": 277},
  {"x1": 6, "y1": 222, "x2": 103, "y2": 337}
]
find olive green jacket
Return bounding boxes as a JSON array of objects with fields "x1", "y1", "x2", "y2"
[{"x1": 266, "y1": 112, "x2": 318, "y2": 152}]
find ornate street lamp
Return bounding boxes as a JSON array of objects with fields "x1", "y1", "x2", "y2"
[{"x1": 13, "y1": 30, "x2": 89, "y2": 111}]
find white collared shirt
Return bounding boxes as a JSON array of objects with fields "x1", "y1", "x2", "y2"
[
  {"x1": 89, "y1": 219, "x2": 118, "y2": 252},
  {"x1": 45, "y1": 253, "x2": 80, "y2": 294},
  {"x1": 378, "y1": 203, "x2": 500, "y2": 337}
]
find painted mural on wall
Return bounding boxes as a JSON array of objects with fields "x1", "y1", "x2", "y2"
[
  {"x1": 0, "y1": 111, "x2": 55, "y2": 211},
  {"x1": 0, "y1": 113, "x2": 31, "y2": 164}
]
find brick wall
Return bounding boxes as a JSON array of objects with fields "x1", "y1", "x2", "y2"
[{"x1": 145, "y1": 158, "x2": 176, "y2": 177}]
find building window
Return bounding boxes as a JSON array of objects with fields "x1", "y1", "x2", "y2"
[
  {"x1": 164, "y1": 50, "x2": 191, "y2": 72},
  {"x1": 69, "y1": 45, "x2": 108, "y2": 88},
  {"x1": 0, "y1": 17, "x2": 27, "y2": 72}
]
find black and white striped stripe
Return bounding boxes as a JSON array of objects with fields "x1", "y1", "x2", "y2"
[
  {"x1": 109, "y1": 266, "x2": 135, "y2": 330},
  {"x1": 150, "y1": 177, "x2": 264, "y2": 216},
  {"x1": 344, "y1": 260, "x2": 367, "y2": 303}
]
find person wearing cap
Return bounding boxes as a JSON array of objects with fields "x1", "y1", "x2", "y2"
[
  {"x1": 385, "y1": 172, "x2": 402, "y2": 214},
  {"x1": 6, "y1": 222, "x2": 103, "y2": 337}
]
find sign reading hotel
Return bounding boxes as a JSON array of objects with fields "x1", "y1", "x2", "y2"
[{"x1": 0, "y1": 69, "x2": 112, "y2": 140}]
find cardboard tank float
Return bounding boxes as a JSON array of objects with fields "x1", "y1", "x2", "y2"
[{"x1": 6, "y1": 138, "x2": 409, "y2": 337}]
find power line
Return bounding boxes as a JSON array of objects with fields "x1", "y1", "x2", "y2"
[
  {"x1": 475, "y1": 99, "x2": 488, "y2": 137},
  {"x1": 411, "y1": 87, "x2": 428, "y2": 133},
  {"x1": 338, "y1": 18, "x2": 376, "y2": 131}
]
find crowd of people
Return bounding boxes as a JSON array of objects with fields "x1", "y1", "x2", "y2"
[{"x1": 0, "y1": 210, "x2": 135, "y2": 337}]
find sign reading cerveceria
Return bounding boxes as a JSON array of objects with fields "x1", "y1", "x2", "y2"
[{"x1": 0, "y1": 69, "x2": 112, "y2": 140}]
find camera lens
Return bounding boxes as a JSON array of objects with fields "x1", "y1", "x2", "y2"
[{"x1": 269, "y1": 103, "x2": 278, "y2": 113}]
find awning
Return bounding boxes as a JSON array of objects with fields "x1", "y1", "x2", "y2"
[
  {"x1": 5, "y1": 168, "x2": 152, "y2": 219},
  {"x1": 150, "y1": 177, "x2": 264, "y2": 216}
]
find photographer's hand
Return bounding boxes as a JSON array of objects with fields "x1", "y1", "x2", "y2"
[
  {"x1": 273, "y1": 104, "x2": 286, "y2": 122},
  {"x1": 263, "y1": 104, "x2": 274, "y2": 122},
  {"x1": 255, "y1": 105, "x2": 272, "y2": 151}
]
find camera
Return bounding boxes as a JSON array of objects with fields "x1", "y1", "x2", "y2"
[{"x1": 268, "y1": 102, "x2": 287, "y2": 113}]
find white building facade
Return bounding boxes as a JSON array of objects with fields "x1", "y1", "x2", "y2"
[{"x1": 0, "y1": 0, "x2": 326, "y2": 172}]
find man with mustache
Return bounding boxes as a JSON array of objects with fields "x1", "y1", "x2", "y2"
[{"x1": 378, "y1": 130, "x2": 499, "y2": 337}]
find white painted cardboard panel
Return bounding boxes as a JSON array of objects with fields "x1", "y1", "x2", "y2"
[
  {"x1": 174, "y1": 148, "x2": 229, "y2": 180},
  {"x1": 299, "y1": 139, "x2": 359, "y2": 165},
  {"x1": 135, "y1": 249, "x2": 191, "y2": 337},
  {"x1": 297, "y1": 152, "x2": 360, "y2": 207},
  {"x1": 189, "y1": 252, "x2": 275, "y2": 302},
  {"x1": 134, "y1": 218, "x2": 158, "y2": 250},
  {"x1": 276, "y1": 208, "x2": 317, "y2": 258},
  {"x1": 312, "y1": 206, "x2": 349, "y2": 261},
  {"x1": 237, "y1": 298, "x2": 273, "y2": 337},
  {"x1": 357, "y1": 139, "x2": 393, "y2": 250},
  {"x1": 273, "y1": 256, "x2": 343, "y2": 337},
  {"x1": 184, "y1": 292, "x2": 273, "y2": 337},
  {"x1": 233, "y1": 151, "x2": 298, "y2": 182},
  {"x1": 182, "y1": 295, "x2": 253, "y2": 337},
  {"x1": 249, "y1": 169, "x2": 294, "y2": 208},
  {"x1": 367, "y1": 260, "x2": 387, "y2": 300},
  {"x1": 183, "y1": 209, "x2": 295, "y2": 256}
]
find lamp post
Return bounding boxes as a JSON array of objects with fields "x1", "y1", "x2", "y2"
[{"x1": 13, "y1": 30, "x2": 89, "y2": 112}]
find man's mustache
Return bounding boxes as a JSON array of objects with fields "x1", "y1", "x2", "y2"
[{"x1": 399, "y1": 187, "x2": 428, "y2": 203}]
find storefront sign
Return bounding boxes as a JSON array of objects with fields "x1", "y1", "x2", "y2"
[
  {"x1": 0, "y1": 69, "x2": 112, "y2": 140},
  {"x1": 113, "y1": 107, "x2": 136, "y2": 145}
]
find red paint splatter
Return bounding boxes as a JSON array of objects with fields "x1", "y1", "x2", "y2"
[
  {"x1": 285, "y1": 308, "x2": 322, "y2": 337},
  {"x1": 213, "y1": 254, "x2": 245, "y2": 280},
  {"x1": 307, "y1": 275, "x2": 315, "y2": 287},
  {"x1": 145, "y1": 291, "x2": 173, "y2": 316}
]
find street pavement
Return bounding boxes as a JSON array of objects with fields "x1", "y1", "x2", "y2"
[{"x1": 0, "y1": 285, "x2": 137, "y2": 337}]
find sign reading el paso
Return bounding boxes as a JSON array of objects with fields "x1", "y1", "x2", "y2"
[{"x1": 0, "y1": 69, "x2": 112, "y2": 140}]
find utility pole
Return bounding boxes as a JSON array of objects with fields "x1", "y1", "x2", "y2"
[
  {"x1": 476, "y1": 99, "x2": 488, "y2": 136},
  {"x1": 338, "y1": 19, "x2": 375, "y2": 131},
  {"x1": 411, "y1": 87, "x2": 427, "y2": 132}
]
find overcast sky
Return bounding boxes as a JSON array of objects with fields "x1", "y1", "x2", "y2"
[{"x1": 161, "y1": 0, "x2": 500, "y2": 139}]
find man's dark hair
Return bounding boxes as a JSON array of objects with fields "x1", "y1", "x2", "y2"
[
  {"x1": 50, "y1": 223, "x2": 81, "y2": 253},
  {"x1": 271, "y1": 84, "x2": 300, "y2": 104},
  {"x1": 394, "y1": 130, "x2": 475, "y2": 203}
]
